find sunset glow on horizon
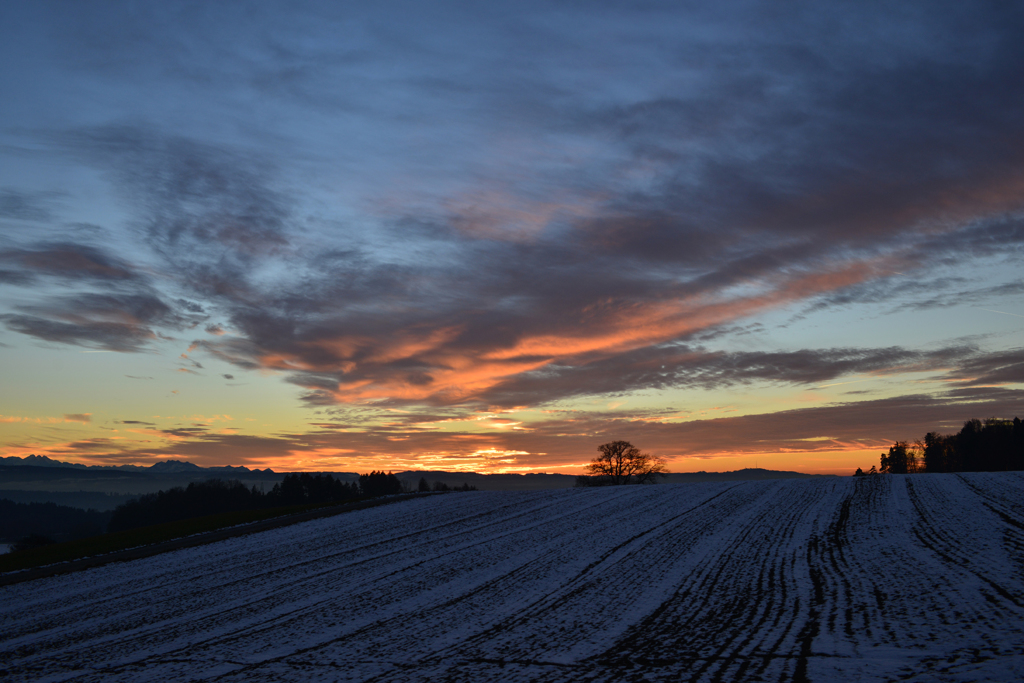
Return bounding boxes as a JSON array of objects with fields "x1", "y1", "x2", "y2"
[{"x1": 2, "y1": 2, "x2": 1022, "y2": 476}]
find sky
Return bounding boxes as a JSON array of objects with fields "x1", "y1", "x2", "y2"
[{"x1": 1, "y1": 1, "x2": 1023, "y2": 475}]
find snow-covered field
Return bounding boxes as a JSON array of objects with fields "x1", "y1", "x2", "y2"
[{"x1": 2, "y1": 474, "x2": 1023, "y2": 682}]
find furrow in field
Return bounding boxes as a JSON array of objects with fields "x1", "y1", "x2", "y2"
[
  {"x1": 806, "y1": 475, "x2": 1024, "y2": 682},
  {"x1": 1, "y1": 491, "x2": 564, "y2": 637},
  {"x1": 573, "y1": 479, "x2": 837, "y2": 683},
  {"x1": 199, "y1": 485, "x2": 740, "y2": 682},
  {"x1": 905, "y1": 476, "x2": 1022, "y2": 608},
  {"x1": 1, "y1": 490, "x2": 623, "y2": 673},
  {"x1": 265, "y1": 483, "x2": 754, "y2": 683},
  {"x1": 954, "y1": 473, "x2": 1024, "y2": 581},
  {"x1": 3, "y1": 488, "x2": 658, "y2": 681},
  {"x1": 182, "y1": 487, "x2": 667, "y2": 663},
  {"x1": 112, "y1": 483, "x2": 737, "y2": 679}
]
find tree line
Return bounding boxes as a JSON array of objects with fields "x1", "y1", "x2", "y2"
[
  {"x1": 1, "y1": 470, "x2": 480, "y2": 553},
  {"x1": 107, "y1": 471, "x2": 412, "y2": 533},
  {"x1": 416, "y1": 477, "x2": 478, "y2": 492},
  {"x1": 1, "y1": 499, "x2": 112, "y2": 549},
  {"x1": 856, "y1": 417, "x2": 1024, "y2": 475}
]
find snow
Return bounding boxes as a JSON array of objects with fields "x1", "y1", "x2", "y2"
[{"x1": 2, "y1": 474, "x2": 1023, "y2": 682}]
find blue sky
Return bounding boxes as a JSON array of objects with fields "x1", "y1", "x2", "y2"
[{"x1": 1, "y1": 1, "x2": 1022, "y2": 474}]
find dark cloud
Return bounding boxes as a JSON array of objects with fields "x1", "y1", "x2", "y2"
[
  {"x1": 48, "y1": 437, "x2": 120, "y2": 454},
  {"x1": 161, "y1": 426, "x2": 208, "y2": 437},
  {"x1": 222, "y1": 374, "x2": 234, "y2": 380},
  {"x1": 2, "y1": 292, "x2": 192, "y2": 352},
  {"x1": 0, "y1": 242, "x2": 141, "y2": 283},
  {"x1": 63, "y1": 413, "x2": 91, "y2": 423},
  {"x1": 117, "y1": 420, "x2": 155, "y2": 425},
  {"x1": 898, "y1": 280, "x2": 1024, "y2": 313},
  {"x1": 189, "y1": 337, "x2": 264, "y2": 370},
  {"x1": 948, "y1": 349, "x2": 1024, "y2": 387},
  {"x1": 53, "y1": 292, "x2": 180, "y2": 324},
  {"x1": 0, "y1": 188, "x2": 59, "y2": 222},
  {"x1": 0, "y1": 270, "x2": 34, "y2": 285},
  {"x1": 178, "y1": 300, "x2": 206, "y2": 314},
  {"x1": 555, "y1": 4, "x2": 1024, "y2": 285},
  {"x1": 65, "y1": 126, "x2": 291, "y2": 285},
  {"x1": 480, "y1": 344, "x2": 980, "y2": 408},
  {"x1": 82, "y1": 432, "x2": 303, "y2": 469},
  {"x1": 1, "y1": 314, "x2": 157, "y2": 352}
]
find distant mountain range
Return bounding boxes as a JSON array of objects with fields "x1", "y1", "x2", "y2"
[{"x1": 0, "y1": 454, "x2": 276, "y2": 475}]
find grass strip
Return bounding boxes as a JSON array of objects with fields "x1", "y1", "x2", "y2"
[{"x1": 0, "y1": 497, "x2": 370, "y2": 574}]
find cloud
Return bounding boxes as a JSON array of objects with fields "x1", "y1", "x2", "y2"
[
  {"x1": 161, "y1": 426, "x2": 209, "y2": 438},
  {"x1": 48, "y1": 437, "x2": 120, "y2": 453},
  {"x1": 0, "y1": 270, "x2": 34, "y2": 286},
  {"x1": 179, "y1": 353, "x2": 204, "y2": 370},
  {"x1": 65, "y1": 126, "x2": 291, "y2": 278},
  {"x1": 52, "y1": 292, "x2": 180, "y2": 324},
  {"x1": 1, "y1": 314, "x2": 158, "y2": 352},
  {"x1": 62, "y1": 413, "x2": 92, "y2": 423},
  {"x1": 13, "y1": 6, "x2": 1023, "y2": 427},
  {"x1": 0, "y1": 188, "x2": 59, "y2": 222},
  {"x1": 479, "y1": 344, "x2": 980, "y2": 407},
  {"x1": 2, "y1": 292, "x2": 192, "y2": 352},
  {"x1": 590, "y1": 13, "x2": 1024, "y2": 250},
  {"x1": 177, "y1": 241, "x2": 1016, "y2": 410},
  {"x1": 947, "y1": 348, "x2": 1024, "y2": 387},
  {"x1": 0, "y1": 242, "x2": 141, "y2": 284},
  {"x1": 65, "y1": 432, "x2": 303, "y2": 469}
]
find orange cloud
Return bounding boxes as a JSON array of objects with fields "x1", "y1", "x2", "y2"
[
  {"x1": 1, "y1": 414, "x2": 92, "y2": 424},
  {"x1": 320, "y1": 258, "x2": 888, "y2": 404}
]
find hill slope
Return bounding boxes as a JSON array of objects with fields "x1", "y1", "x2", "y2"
[{"x1": 2, "y1": 474, "x2": 1023, "y2": 682}]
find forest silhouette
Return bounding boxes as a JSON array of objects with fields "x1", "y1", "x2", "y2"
[
  {"x1": 857, "y1": 417, "x2": 1024, "y2": 475},
  {"x1": 107, "y1": 472, "x2": 407, "y2": 533}
]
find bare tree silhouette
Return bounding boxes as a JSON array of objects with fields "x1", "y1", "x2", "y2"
[{"x1": 578, "y1": 440, "x2": 667, "y2": 486}]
